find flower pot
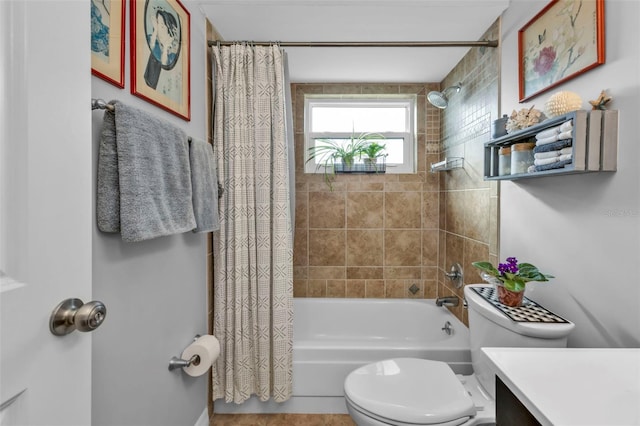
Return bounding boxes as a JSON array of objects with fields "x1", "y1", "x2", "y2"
[{"x1": 495, "y1": 284, "x2": 524, "y2": 307}]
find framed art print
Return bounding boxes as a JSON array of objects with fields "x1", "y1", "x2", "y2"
[
  {"x1": 518, "y1": 0, "x2": 605, "y2": 102},
  {"x1": 91, "y1": 0, "x2": 125, "y2": 88},
  {"x1": 131, "y1": 0, "x2": 191, "y2": 120}
]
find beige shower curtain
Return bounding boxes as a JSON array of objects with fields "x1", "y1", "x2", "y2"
[{"x1": 210, "y1": 44, "x2": 294, "y2": 404}]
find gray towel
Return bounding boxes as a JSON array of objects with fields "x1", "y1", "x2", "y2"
[
  {"x1": 189, "y1": 137, "x2": 220, "y2": 233},
  {"x1": 96, "y1": 101, "x2": 196, "y2": 242}
]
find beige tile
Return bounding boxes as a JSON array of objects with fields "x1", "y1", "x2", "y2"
[
  {"x1": 464, "y1": 239, "x2": 489, "y2": 286},
  {"x1": 308, "y1": 230, "x2": 345, "y2": 266},
  {"x1": 325, "y1": 414, "x2": 357, "y2": 426},
  {"x1": 293, "y1": 266, "x2": 308, "y2": 280},
  {"x1": 295, "y1": 191, "x2": 308, "y2": 230},
  {"x1": 347, "y1": 230, "x2": 383, "y2": 266},
  {"x1": 423, "y1": 191, "x2": 439, "y2": 229},
  {"x1": 422, "y1": 229, "x2": 439, "y2": 266},
  {"x1": 384, "y1": 230, "x2": 421, "y2": 266},
  {"x1": 385, "y1": 192, "x2": 421, "y2": 228},
  {"x1": 308, "y1": 280, "x2": 326, "y2": 297},
  {"x1": 309, "y1": 266, "x2": 345, "y2": 279},
  {"x1": 444, "y1": 232, "x2": 464, "y2": 276},
  {"x1": 465, "y1": 189, "x2": 490, "y2": 242},
  {"x1": 423, "y1": 280, "x2": 438, "y2": 299},
  {"x1": 211, "y1": 414, "x2": 267, "y2": 425},
  {"x1": 265, "y1": 414, "x2": 324, "y2": 426},
  {"x1": 327, "y1": 280, "x2": 346, "y2": 297},
  {"x1": 385, "y1": 280, "x2": 405, "y2": 298},
  {"x1": 445, "y1": 191, "x2": 465, "y2": 236},
  {"x1": 293, "y1": 231, "x2": 308, "y2": 266},
  {"x1": 365, "y1": 280, "x2": 385, "y2": 298},
  {"x1": 309, "y1": 192, "x2": 345, "y2": 229},
  {"x1": 347, "y1": 192, "x2": 384, "y2": 228},
  {"x1": 346, "y1": 280, "x2": 366, "y2": 298},
  {"x1": 347, "y1": 267, "x2": 383, "y2": 280},
  {"x1": 383, "y1": 266, "x2": 421, "y2": 279},
  {"x1": 293, "y1": 280, "x2": 308, "y2": 297}
]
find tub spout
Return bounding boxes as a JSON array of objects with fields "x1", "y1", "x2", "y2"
[{"x1": 435, "y1": 296, "x2": 459, "y2": 307}]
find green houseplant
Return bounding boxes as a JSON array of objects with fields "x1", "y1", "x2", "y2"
[
  {"x1": 361, "y1": 141, "x2": 387, "y2": 165},
  {"x1": 306, "y1": 131, "x2": 385, "y2": 189},
  {"x1": 472, "y1": 256, "x2": 554, "y2": 307}
]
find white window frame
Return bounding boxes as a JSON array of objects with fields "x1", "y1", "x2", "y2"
[{"x1": 304, "y1": 96, "x2": 416, "y2": 174}]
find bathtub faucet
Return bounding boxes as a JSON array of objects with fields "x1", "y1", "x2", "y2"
[{"x1": 435, "y1": 296, "x2": 459, "y2": 307}]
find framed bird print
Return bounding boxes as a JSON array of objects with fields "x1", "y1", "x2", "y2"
[
  {"x1": 131, "y1": 0, "x2": 191, "y2": 120},
  {"x1": 518, "y1": 0, "x2": 605, "y2": 102}
]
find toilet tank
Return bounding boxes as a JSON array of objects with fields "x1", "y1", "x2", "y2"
[{"x1": 463, "y1": 284, "x2": 575, "y2": 399}]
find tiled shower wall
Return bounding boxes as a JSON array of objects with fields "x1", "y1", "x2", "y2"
[
  {"x1": 437, "y1": 19, "x2": 501, "y2": 324},
  {"x1": 291, "y1": 19, "x2": 502, "y2": 327},
  {"x1": 291, "y1": 83, "x2": 443, "y2": 300}
]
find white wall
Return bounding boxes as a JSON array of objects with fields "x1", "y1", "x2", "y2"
[
  {"x1": 91, "y1": 2, "x2": 210, "y2": 425},
  {"x1": 500, "y1": 0, "x2": 640, "y2": 347}
]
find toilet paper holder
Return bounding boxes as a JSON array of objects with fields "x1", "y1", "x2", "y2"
[{"x1": 168, "y1": 335, "x2": 202, "y2": 371}]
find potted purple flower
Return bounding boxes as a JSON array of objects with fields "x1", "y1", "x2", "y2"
[{"x1": 472, "y1": 257, "x2": 554, "y2": 307}]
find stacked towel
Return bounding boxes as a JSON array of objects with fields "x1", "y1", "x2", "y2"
[
  {"x1": 534, "y1": 159, "x2": 573, "y2": 172},
  {"x1": 535, "y1": 120, "x2": 573, "y2": 145},
  {"x1": 533, "y1": 147, "x2": 572, "y2": 160},
  {"x1": 189, "y1": 137, "x2": 220, "y2": 233},
  {"x1": 97, "y1": 101, "x2": 196, "y2": 242},
  {"x1": 534, "y1": 153, "x2": 572, "y2": 166},
  {"x1": 533, "y1": 139, "x2": 572, "y2": 153}
]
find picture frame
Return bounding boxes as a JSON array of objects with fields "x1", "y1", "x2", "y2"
[
  {"x1": 131, "y1": 0, "x2": 191, "y2": 121},
  {"x1": 91, "y1": 0, "x2": 126, "y2": 88},
  {"x1": 518, "y1": 0, "x2": 605, "y2": 102}
]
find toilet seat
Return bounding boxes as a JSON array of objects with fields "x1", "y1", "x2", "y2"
[{"x1": 344, "y1": 358, "x2": 476, "y2": 426}]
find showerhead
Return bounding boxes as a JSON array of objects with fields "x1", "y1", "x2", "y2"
[{"x1": 427, "y1": 84, "x2": 461, "y2": 109}]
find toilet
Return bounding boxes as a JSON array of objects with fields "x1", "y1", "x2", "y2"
[{"x1": 344, "y1": 284, "x2": 575, "y2": 426}]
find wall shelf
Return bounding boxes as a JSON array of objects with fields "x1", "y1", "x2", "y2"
[
  {"x1": 430, "y1": 157, "x2": 464, "y2": 173},
  {"x1": 484, "y1": 110, "x2": 618, "y2": 181}
]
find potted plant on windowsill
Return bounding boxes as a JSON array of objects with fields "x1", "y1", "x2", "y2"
[
  {"x1": 361, "y1": 141, "x2": 387, "y2": 171},
  {"x1": 306, "y1": 132, "x2": 384, "y2": 189},
  {"x1": 472, "y1": 257, "x2": 554, "y2": 307}
]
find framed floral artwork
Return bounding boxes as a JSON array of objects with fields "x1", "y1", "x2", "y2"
[
  {"x1": 518, "y1": 0, "x2": 605, "y2": 102},
  {"x1": 131, "y1": 0, "x2": 191, "y2": 120},
  {"x1": 91, "y1": 0, "x2": 126, "y2": 88}
]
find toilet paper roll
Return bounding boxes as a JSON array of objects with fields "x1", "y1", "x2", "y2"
[{"x1": 181, "y1": 335, "x2": 220, "y2": 377}]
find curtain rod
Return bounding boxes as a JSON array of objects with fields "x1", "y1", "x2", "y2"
[{"x1": 207, "y1": 40, "x2": 498, "y2": 48}]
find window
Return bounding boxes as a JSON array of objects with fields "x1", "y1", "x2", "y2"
[{"x1": 304, "y1": 96, "x2": 416, "y2": 174}]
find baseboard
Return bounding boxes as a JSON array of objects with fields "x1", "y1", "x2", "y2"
[{"x1": 194, "y1": 407, "x2": 209, "y2": 426}]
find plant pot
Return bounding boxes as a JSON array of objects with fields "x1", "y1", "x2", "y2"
[
  {"x1": 495, "y1": 284, "x2": 524, "y2": 307},
  {"x1": 363, "y1": 157, "x2": 377, "y2": 172},
  {"x1": 341, "y1": 159, "x2": 353, "y2": 172}
]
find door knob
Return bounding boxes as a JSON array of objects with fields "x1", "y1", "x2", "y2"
[{"x1": 50, "y1": 298, "x2": 107, "y2": 336}]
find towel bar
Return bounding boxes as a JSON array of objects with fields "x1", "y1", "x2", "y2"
[{"x1": 91, "y1": 98, "x2": 114, "y2": 111}]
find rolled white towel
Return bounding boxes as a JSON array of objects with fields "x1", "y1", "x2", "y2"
[
  {"x1": 534, "y1": 156, "x2": 561, "y2": 166},
  {"x1": 534, "y1": 150, "x2": 561, "y2": 160},
  {"x1": 558, "y1": 130, "x2": 572, "y2": 140},
  {"x1": 559, "y1": 120, "x2": 573, "y2": 133},
  {"x1": 536, "y1": 134, "x2": 559, "y2": 146},
  {"x1": 559, "y1": 153, "x2": 572, "y2": 162},
  {"x1": 560, "y1": 147, "x2": 573, "y2": 155},
  {"x1": 536, "y1": 125, "x2": 563, "y2": 140}
]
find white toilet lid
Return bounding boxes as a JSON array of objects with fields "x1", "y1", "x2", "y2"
[{"x1": 344, "y1": 358, "x2": 476, "y2": 425}]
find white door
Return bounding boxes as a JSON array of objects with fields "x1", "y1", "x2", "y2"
[{"x1": 0, "y1": 1, "x2": 93, "y2": 425}]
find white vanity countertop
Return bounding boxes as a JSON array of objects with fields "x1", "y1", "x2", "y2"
[{"x1": 482, "y1": 347, "x2": 640, "y2": 426}]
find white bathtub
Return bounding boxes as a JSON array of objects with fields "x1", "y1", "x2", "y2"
[{"x1": 214, "y1": 298, "x2": 471, "y2": 414}]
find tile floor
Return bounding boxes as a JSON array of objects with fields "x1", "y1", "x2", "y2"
[{"x1": 210, "y1": 414, "x2": 356, "y2": 425}]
